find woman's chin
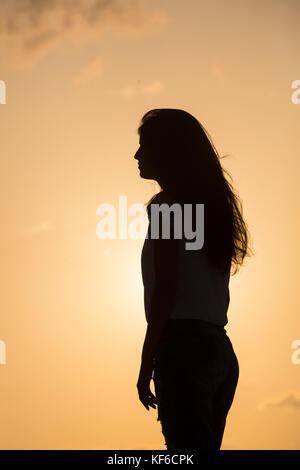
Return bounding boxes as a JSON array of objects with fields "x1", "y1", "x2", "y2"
[{"x1": 139, "y1": 168, "x2": 155, "y2": 180}]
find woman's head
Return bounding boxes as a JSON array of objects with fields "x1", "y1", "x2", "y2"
[
  {"x1": 135, "y1": 108, "x2": 252, "y2": 275},
  {"x1": 135, "y1": 108, "x2": 221, "y2": 196}
]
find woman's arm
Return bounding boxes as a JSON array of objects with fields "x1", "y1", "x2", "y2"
[
  {"x1": 139, "y1": 222, "x2": 179, "y2": 368},
  {"x1": 137, "y1": 223, "x2": 179, "y2": 410}
]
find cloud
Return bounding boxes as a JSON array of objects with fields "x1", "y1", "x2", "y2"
[
  {"x1": 211, "y1": 61, "x2": 224, "y2": 81},
  {"x1": 258, "y1": 392, "x2": 300, "y2": 411},
  {"x1": 72, "y1": 55, "x2": 104, "y2": 87},
  {"x1": 118, "y1": 79, "x2": 164, "y2": 100},
  {"x1": 22, "y1": 219, "x2": 56, "y2": 236},
  {"x1": 0, "y1": 0, "x2": 169, "y2": 67}
]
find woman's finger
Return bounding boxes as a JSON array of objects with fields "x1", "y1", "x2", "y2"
[
  {"x1": 145, "y1": 394, "x2": 157, "y2": 409},
  {"x1": 138, "y1": 385, "x2": 158, "y2": 410},
  {"x1": 139, "y1": 394, "x2": 156, "y2": 410},
  {"x1": 149, "y1": 391, "x2": 157, "y2": 402}
]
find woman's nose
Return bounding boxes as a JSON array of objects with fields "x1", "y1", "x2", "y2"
[{"x1": 134, "y1": 148, "x2": 140, "y2": 160}]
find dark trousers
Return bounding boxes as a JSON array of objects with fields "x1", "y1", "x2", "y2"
[{"x1": 153, "y1": 319, "x2": 239, "y2": 450}]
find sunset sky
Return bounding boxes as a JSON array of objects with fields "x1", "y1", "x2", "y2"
[{"x1": 0, "y1": 0, "x2": 300, "y2": 449}]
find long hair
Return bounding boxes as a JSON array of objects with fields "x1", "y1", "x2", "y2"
[{"x1": 137, "y1": 108, "x2": 252, "y2": 275}]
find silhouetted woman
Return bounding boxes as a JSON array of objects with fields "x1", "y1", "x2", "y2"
[{"x1": 135, "y1": 109, "x2": 251, "y2": 450}]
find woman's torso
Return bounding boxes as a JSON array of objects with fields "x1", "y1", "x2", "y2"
[{"x1": 141, "y1": 193, "x2": 231, "y2": 327}]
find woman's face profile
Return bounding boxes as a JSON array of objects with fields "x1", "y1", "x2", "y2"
[{"x1": 134, "y1": 134, "x2": 159, "y2": 181}]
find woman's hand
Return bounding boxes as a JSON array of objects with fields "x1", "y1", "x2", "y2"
[{"x1": 137, "y1": 360, "x2": 157, "y2": 411}]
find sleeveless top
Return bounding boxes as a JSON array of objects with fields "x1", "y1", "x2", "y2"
[{"x1": 141, "y1": 192, "x2": 231, "y2": 327}]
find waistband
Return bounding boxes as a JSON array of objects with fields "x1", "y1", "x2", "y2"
[{"x1": 165, "y1": 318, "x2": 227, "y2": 334}]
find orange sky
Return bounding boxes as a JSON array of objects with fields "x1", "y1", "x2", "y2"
[{"x1": 0, "y1": 0, "x2": 300, "y2": 450}]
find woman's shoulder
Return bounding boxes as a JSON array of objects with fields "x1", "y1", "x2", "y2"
[
  {"x1": 148, "y1": 190, "x2": 191, "y2": 207},
  {"x1": 146, "y1": 191, "x2": 167, "y2": 212},
  {"x1": 146, "y1": 191, "x2": 179, "y2": 219},
  {"x1": 152, "y1": 190, "x2": 179, "y2": 205}
]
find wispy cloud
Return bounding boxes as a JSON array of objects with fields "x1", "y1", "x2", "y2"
[
  {"x1": 0, "y1": 0, "x2": 169, "y2": 67},
  {"x1": 211, "y1": 61, "x2": 224, "y2": 81},
  {"x1": 22, "y1": 219, "x2": 56, "y2": 237},
  {"x1": 116, "y1": 79, "x2": 165, "y2": 100},
  {"x1": 72, "y1": 55, "x2": 104, "y2": 87},
  {"x1": 258, "y1": 392, "x2": 300, "y2": 411}
]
